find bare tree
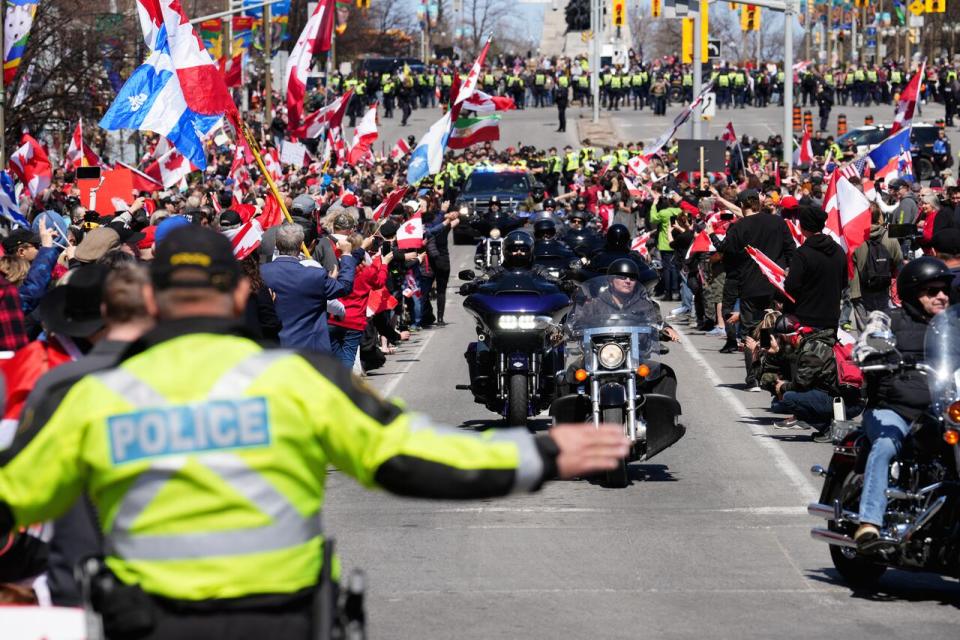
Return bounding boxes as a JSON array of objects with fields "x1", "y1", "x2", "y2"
[
  {"x1": 462, "y1": 0, "x2": 511, "y2": 56},
  {"x1": 369, "y1": 0, "x2": 416, "y2": 34}
]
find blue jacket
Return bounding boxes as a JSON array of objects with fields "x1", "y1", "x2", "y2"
[
  {"x1": 19, "y1": 246, "x2": 60, "y2": 315},
  {"x1": 261, "y1": 252, "x2": 359, "y2": 353}
]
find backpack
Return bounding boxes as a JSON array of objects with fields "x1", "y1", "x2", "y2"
[
  {"x1": 833, "y1": 341, "x2": 864, "y2": 391},
  {"x1": 861, "y1": 237, "x2": 893, "y2": 291}
]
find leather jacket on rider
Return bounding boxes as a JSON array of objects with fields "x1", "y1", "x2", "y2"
[{"x1": 867, "y1": 307, "x2": 931, "y2": 421}]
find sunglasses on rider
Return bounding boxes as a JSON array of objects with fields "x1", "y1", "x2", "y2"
[{"x1": 919, "y1": 284, "x2": 951, "y2": 297}]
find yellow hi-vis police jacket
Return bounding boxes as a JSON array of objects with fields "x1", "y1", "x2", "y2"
[{"x1": 0, "y1": 319, "x2": 555, "y2": 601}]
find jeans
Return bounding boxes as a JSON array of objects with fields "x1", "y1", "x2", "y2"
[
  {"x1": 771, "y1": 389, "x2": 835, "y2": 429},
  {"x1": 678, "y1": 278, "x2": 694, "y2": 314},
  {"x1": 660, "y1": 250, "x2": 679, "y2": 297},
  {"x1": 858, "y1": 408, "x2": 911, "y2": 527},
  {"x1": 329, "y1": 325, "x2": 363, "y2": 369}
]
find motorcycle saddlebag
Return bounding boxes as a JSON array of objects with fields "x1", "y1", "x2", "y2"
[
  {"x1": 641, "y1": 393, "x2": 685, "y2": 461},
  {"x1": 550, "y1": 394, "x2": 591, "y2": 424}
]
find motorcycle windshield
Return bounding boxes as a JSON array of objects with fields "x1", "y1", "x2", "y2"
[
  {"x1": 924, "y1": 306, "x2": 960, "y2": 412},
  {"x1": 566, "y1": 276, "x2": 662, "y2": 341}
]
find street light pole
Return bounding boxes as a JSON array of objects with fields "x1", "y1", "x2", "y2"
[
  {"x1": 691, "y1": 0, "x2": 703, "y2": 140},
  {"x1": 591, "y1": 0, "x2": 600, "y2": 123},
  {"x1": 783, "y1": 0, "x2": 794, "y2": 169}
]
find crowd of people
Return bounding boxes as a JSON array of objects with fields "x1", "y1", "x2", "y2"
[
  {"x1": 320, "y1": 54, "x2": 960, "y2": 126},
  {"x1": 0, "y1": 63, "x2": 959, "y2": 630}
]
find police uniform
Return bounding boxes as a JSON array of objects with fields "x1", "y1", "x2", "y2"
[{"x1": 0, "y1": 229, "x2": 560, "y2": 639}]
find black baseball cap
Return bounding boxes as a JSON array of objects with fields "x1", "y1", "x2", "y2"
[
  {"x1": 2, "y1": 228, "x2": 39, "y2": 254},
  {"x1": 151, "y1": 226, "x2": 241, "y2": 292}
]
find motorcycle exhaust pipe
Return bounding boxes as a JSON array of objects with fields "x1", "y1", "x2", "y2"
[
  {"x1": 810, "y1": 527, "x2": 859, "y2": 549},
  {"x1": 807, "y1": 502, "x2": 860, "y2": 524},
  {"x1": 902, "y1": 495, "x2": 947, "y2": 544}
]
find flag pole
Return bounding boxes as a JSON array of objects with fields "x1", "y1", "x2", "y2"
[{"x1": 235, "y1": 116, "x2": 311, "y2": 257}]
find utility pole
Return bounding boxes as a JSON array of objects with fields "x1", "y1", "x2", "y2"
[
  {"x1": 591, "y1": 0, "x2": 600, "y2": 123},
  {"x1": 784, "y1": 0, "x2": 794, "y2": 169},
  {"x1": 691, "y1": 0, "x2": 704, "y2": 139},
  {"x1": 1, "y1": 1, "x2": 6, "y2": 167},
  {"x1": 264, "y1": 2, "x2": 273, "y2": 129},
  {"x1": 851, "y1": 8, "x2": 857, "y2": 64}
]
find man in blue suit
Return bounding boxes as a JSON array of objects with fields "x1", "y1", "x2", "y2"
[{"x1": 262, "y1": 222, "x2": 360, "y2": 353}]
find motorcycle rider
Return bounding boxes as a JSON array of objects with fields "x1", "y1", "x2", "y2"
[
  {"x1": 565, "y1": 259, "x2": 680, "y2": 398},
  {"x1": 853, "y1": 257, "x2": 953, "y2": 548},
  {"x1": 461, "y1": 230, "x2": 573, "y2": 293},
  {"x1": 562, "y1": 209, "x2": 603, "y2": 256},
  {"x1": 583, "y1": 224, "x2": 658, "y2": 290}
]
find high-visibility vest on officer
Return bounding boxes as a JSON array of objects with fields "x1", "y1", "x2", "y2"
[{"x1": 0, "y1": 227, "x2": 609, "y2": 638}]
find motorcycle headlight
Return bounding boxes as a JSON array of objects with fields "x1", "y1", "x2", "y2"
[
  {"x1": 498, "y1": 315, "x2": 552, "y2": 330},
  {"x1": 597, "y1": 343, "x2": 626, "y2": 369},
  {"x1": 490, "y1": 228, "x2": 501, "y2": 239}
]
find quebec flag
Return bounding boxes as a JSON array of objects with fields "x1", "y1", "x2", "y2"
[
  {"x1": 100, "y1": 1, "x2": 236, "y2": 170},
  {"x1": 406, "y1": 112, "x2": 452, "y2": 186}
]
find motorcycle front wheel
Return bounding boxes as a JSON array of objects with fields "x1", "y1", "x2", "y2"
[
  {"x1": 601, "y1": 406, "x2": 629, "y2": 488},
  {"x1": 506, "y1": 373, "x2": 529, "y2": 428},
  {"x1": 826, "y1": 468, "x2": 887, "y2": 589}
]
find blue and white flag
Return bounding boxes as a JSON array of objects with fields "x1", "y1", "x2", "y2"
[
  {"x1": 867, "y1": 126, "x2": 912, "y2": 181},
  {"x1": 406, "y1": 112, "x2": 452, "y2": 186},
  {"x1": 0, "y1": 171, "x2": 29, "y2": 228},
  {"x1": 101, "y1": 1, "x2": 236, "y2": 170}
]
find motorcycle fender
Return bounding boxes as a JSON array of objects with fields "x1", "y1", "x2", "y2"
[
  {"x1": 599, "y1": 382, "x2": 627, "y2": 408},
  {"x1": 507, "y1": 353, "x2": 529, "y2": 372},
  {"x1": 550, "y1": 394, "x2": 591, "y2": 424},
  {"x1": 641, "y1": 393, "x2": 685, "y2": 461}
]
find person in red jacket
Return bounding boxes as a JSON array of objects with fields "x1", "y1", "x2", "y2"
[{"x1": 329, "y1": 233, "x2": 394, "y2": 368}]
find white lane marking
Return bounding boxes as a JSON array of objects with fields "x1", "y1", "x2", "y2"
[
  {"x1": 380, "y1": 330, "x2": 440, "y2": 399},
  {"x1": 330, "y1": 505, "x2": 807, "y2": 516},
  {"x1": 673, "y1": 326, "x2": 818, "y2": 501},
  {"x1": 386, "y1": 587, "x2": 846, "y2": 597}
]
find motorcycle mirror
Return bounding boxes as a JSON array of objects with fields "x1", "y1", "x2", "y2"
[
  {"x1": 458, "y1": 269, "x2": 476, "y2": 281},
  {"x1": 659, "y1": 345, "x2": 670, "y2": 355}
]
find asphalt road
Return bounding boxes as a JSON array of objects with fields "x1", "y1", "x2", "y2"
[
  {"x1": 325, "y1": 106, "x2": 960, "y2": 637},
  {"x1": 324, "y1": 242, "x2": 960, "y2": 639},
  {"x1": 372, "y1": 96, "x2": 959, "y2": 163}
]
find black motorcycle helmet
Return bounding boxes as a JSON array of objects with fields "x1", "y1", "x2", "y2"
[
  {"x1": 897, "y1": 256, "x2": 952, "y2": 319},
  {"x1": 568, "y1": 210, "x2": 588, "y2": 225},
  {"x1": 532, "y1": 191, "x2": 545, "y2": 203},
  {"x1": 574, "y1": 197, "x2": 587, "y2": 209},
  {"x1": 607, "y1": 258, "x2": 640, "y2": 280},
  {"x1": 533, "y1": 219, "x2": 557, "y2": 240},
  {"x1": 502, "y1": 230, "x2": 535, "y2": 268},
  {"x1": 605, "y1": 224, "x2": 631, "y2": 251},
  {"x1": 543, "y1": 198, "x2": 557, "y2": 210},
  {"x1": 488, "y1": 195, "x2": 501, "y2": 213}
]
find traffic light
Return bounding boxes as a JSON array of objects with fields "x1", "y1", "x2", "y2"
[
  {"x1": 853, "y1": 0, "x2": 870, "y2": 7},
  {"x1": 565, "y1": 0, "x2": 591, "y2": 31},
  {"x1": 355, "y1": 0, "x2": 370, "y2": 8},
  {"x1": 652, "y1": 0, "x2": 662, "y2": 18},
  {"x1": 925, "y1": 0, "x2": 944, "y2": 12},
  {"x1": 612, "y1": 0, "x2": 625, "y2": 27},
  {"x1": 740, "y1": 4, "x2": 760, "y2": 31}
]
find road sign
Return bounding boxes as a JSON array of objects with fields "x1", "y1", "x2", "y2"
[
  {"x1": 908, "y1": 0, "x2": 924, "y2": 16},
  {"x1": 908, "y1": 14, "x2": 924, "y2": 26},
  {"x1": 700, "y1": 92, "x2": 717, "y2": 120},
  {"x1": 707, "y1": 39, "x2": 721, "y2": 59}
]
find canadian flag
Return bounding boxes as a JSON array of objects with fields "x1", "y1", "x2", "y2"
[
  {"x1": 65, "y1": 119, "x2": 104, "y2": 169},
  {"x1": 627, "y1": 154, "x2": 652, "y2": 177},
  {"x1": 222, "y1": 218, "x2": 264, "y2": 260},
  {"x1": 785, "y1": 218, "x2": 804, "y2": 247},
  {"x1": 396, "y1": 212, "x2": 424, "y2": 249},
  {"x1": 348, "y1": 103, "x2": 379, "y2": 166},
  {"x1": 454, "y1": 38, "x2": 491, "y2": 106},
  {"x1": 891, "y1": 62, "x2": 924, "y2": 135},
  {"x1": 835, "y1": 176, "x2": 873, "y2": 277},
  {"x1": 372, "y1": 185, "x2": 408, "y2": 221},
  {"x1": 684, "y1": 230, "x2": 717, "y2": 260},
  {"x1": 746, "y1": 245, "x2": 796, "y2": 303},
  {"x1": 793, "y1": 127, "x2": 814, "y2": 166},
  {"x1": 390, "y1": 138, "x2": 411, "y2": 160},
  {"x1": 115, "y1": 161, "x2": 163, "y2": 193},
  {"x1": 461, "y1": 90, "x2": 516, "y2": 114},
  {"x1": 721, "y1": 122, "x2": 737, "y2": 147},
  {"x1": 259, "y1": 192, "x2": 285, "y2": 230},
  {"x1": 328, "y1": 127, "x2": 346, "y2": 165},
  {"x1": 622, "y1": 175, "x2": 643, "y2": 198},
  {"x1": 262, "y1": 148, "x2": 283, "y2": 183},
  {"x1": 631, "y1": 230, "x2": 652, "y2": 258},
  {"x1": 285, "y1": 0, "x2": 335, "y2": 135},
  {"x1": 293, "y1": 90, "x2": 353, "y2": 139},
  {"x1": 143, "y1": 147, "x2": 195, "y2": 188},
  {"x1": 220, "y1": 53, "x2": 243, "y2": 88},
  {"x1": 9, "y1": 134, "x2": 52, "y2": 197},
  {"x1": 228, "y1": 150, "x2": 251, "y2": 200}
]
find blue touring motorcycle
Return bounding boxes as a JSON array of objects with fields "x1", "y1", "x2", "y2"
[{"x1": 457, "y1": 269, "x2": 571, "y2": 427}]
